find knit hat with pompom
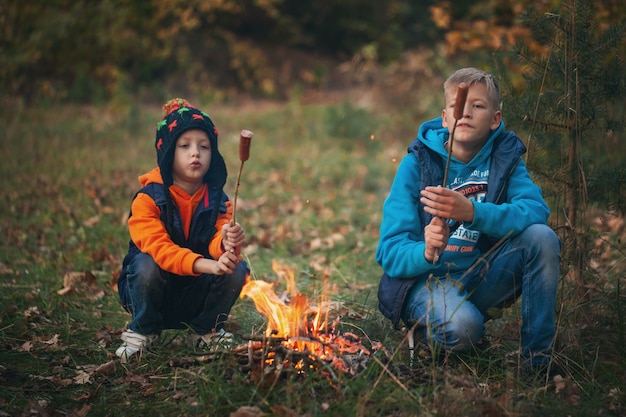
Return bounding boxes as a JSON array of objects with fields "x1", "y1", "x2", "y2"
[{"x1": 155, "y1": 98, "x2": 227, "y2": 189}]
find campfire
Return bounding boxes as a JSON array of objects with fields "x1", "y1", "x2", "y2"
[{"x1": 236, "y1": 260, "x2": 381, "y2": 377}]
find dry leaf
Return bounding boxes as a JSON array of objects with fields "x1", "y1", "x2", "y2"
[
  {"x1": 58, "y1": 271, "x2": 105, "y2": 300},
  {"x1": 109, "y1": 270, "x2": 120, "y2": 292},
  {"x1": 43, "y1": 334, "x2": 60, "y2": 347},
  {"x1": 74, "y1": 370, "x2": 92, "y2": 385},
  {"x1": 23, "y1": 306, "x2": 39, "y2": 319},
  {"x1": 0, "y1": 263, "x2": 13, "y2": 274},
  {"x1": 94, "y1": 360, "x2": 115, "y2": 375},
  {"x1": 29, "y1": 374, "x2": 73, "y2": 387},
  {"x1": 83, "y1": 215, "x2": 100, "y2": 227},
  {"x1": 230, "y1": 406, "x2": 263, "y2": 417},
  {"x1": 270, "y1": 405, "x2": 298, "y2": 417},
  {"x1": 553, "y1": 375, "x2": 567, "y2": 393}
]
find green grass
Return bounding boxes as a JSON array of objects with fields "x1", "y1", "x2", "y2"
[{"x1": 1, "y1": 99, "x2": 624, "y2": 416}]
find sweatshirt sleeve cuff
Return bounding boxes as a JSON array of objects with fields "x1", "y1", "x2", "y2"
[
  {"x1": 208, "y1": 236, "x2": 225, "y2": 260},
  {"x1": 182, "y1": 253, "x2": 203, "y2": 276}
]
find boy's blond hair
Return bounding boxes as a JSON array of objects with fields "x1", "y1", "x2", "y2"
[{"x1": 444, "y1": 68, "x2": 501, "y2": 110}]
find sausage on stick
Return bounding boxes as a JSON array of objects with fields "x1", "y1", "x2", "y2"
[
  {"x1": 231, "y1": 129, "x2": 253, "y2": 227},
  {"x1": 433, "y1": 83, "x2": 469, "y2": 263}
]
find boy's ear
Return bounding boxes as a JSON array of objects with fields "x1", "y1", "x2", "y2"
[
  {"x1": 441, "y1": 109, "x2": 448, "y2": 127},
  {"x1": 491, "y1": 110, "x2": 503, "y2": 130}
]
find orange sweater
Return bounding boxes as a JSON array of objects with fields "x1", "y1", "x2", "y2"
[{"x1": 128, "y1": 168, "x2": 232, "y2": 276}]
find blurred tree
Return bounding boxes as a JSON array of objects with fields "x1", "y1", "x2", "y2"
[
  {"x1": 497, "y1": 0, "x2": 626, "y2": 296},
  {"x1": 1, "y1": 1, "x2": 143, "y2": 101},
  {"x1": 436, "y1": 0, "x2": 626, "y2": 57},
  {"x1": 0, "y1": 0, "x2": 441, "y2": 100},
  {"x1": 1, "y1": 0, "x2": 624, "y2": 102}
]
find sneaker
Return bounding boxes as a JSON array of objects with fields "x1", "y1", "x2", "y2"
[
  {"x1": 115, "y1": 330, "x2": 159, "y2": 363},
  {"x1": 190, "y1": 328, "x2": 234, "y2": 351}
]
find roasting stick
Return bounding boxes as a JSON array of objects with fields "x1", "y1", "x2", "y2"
[
  {"x1": 432, "y1": 83, "x2": 469, "y2": 264},
  {"x1": 231, "y1": 129, "x2": 253, "y2": 227},
  {"x1": 229, "y1": 129, "x2": 253, "y2": 257}
]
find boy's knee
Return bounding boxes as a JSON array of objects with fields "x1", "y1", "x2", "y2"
[
  {"x1": 524, "y1": 224, "x2": 560, "y2": 250},
  {"x1": 427, "y1": 308, "x2": 484, "y2": 352},
  {"x1": 445, "y1": 312, "x2": 484, "y2": 352},
  {"x1": 524, "y1": 225, "x2": 561, "y2": 271},
  {"x1": 128, "y1": 253, "x2": 161, "y2": 285}
]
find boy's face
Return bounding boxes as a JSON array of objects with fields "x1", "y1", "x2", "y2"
[
  {"x1": 172, "y1": 129, "x2": 212, "y2": 188},
  {"x1": 442, "y1": 82, "x2": 502, "y2": 150}
]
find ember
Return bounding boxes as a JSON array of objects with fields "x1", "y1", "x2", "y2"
[{"x1": 239, "y1": 260, "x2": 380, "y2": 376}]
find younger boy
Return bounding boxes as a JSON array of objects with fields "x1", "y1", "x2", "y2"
[
  {"x1": 116, "y1": 98, "x2": 247, "y2": 362},
  {"x1": 376, "y1": 68, "x2": 560, "y2": 373}
]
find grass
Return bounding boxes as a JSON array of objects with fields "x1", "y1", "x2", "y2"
[{"x1": 1, "y1": 97, "x2": 625, "y2": 416}]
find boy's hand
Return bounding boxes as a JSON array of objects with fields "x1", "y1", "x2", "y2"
[
  {"x1": 222, "y1": 222, "x2": 245, "y2": 254},
  {"x1": 424, "y1": 217, "x2": 450, "y2": 262},
  {"x1": 420, "y1": 186, "x2": 474, "y2": 223},
  {"x1": 214, "y1": 251, "x2": 241, "y2": 275},
  {"x1": 192, "y1": 252, "x2": 242, "y2": 275}
]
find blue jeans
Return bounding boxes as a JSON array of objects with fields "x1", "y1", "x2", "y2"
[
  {"x1": 120, "y1": 253, "x2": 247, "y2": 335},
  {"x1": 402, "y1": 224, "x2": 560, "y2": 366}
]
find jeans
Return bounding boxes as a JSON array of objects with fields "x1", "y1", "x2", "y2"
[
  {"x1": 402, "y1": 224, "x2": 560, "y2": 366},
  {"x1": 120, "y1": 253, "x2": 247, "y2": 336}
]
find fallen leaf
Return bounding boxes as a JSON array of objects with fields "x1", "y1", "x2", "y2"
[
  {"x1": 94, "y1": 360, "x2": 116, "y2": 376},
  {"x1": 83, "y1": 215, "x2": 100, "y2": 227},
  {"x1": 74, "y1": 370, "x2": 92, "y2": 385},
  {"x1": 270, "y1": 404, "x2": 299, "y2": 417},
  {"x1": 23, "y1": 306, "x2": 39, "y2": 319},
  {"x1": 165, "y1": 392, "x2": 186, "y2": 401},
  {"x1": 230, "y1": 406, "x2": 263, "y2": 417},
  {"x1": 553, "y1": 375, "x2": 566, "y2": 393},
  {"x1": 29, "y1": 374, "x2": 73, "y2": 387},
  {"x1": 109, "y1": 270, "x2": 120, "y2": 292},
  {"x1": 58, "y1": 271, "x2": 106, "y2": 300},
  {"x1": 42, "y1": 334, "x2": 60, "y2": 347},
  {"x1": 0, "y1": 263, "x2": 14, "y2": 274}
]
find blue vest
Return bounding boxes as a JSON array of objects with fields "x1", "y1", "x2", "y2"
[{"x1": 377, "y1": 131, "x2": 526, "y2": 328}]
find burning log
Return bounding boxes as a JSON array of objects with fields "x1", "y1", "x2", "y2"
[
  {"x1": 236, "y1": 260, "x2": 383, "y2": 378},
  {"x1": 234, "y1": 334, "x2": 379, "y2": 379}
]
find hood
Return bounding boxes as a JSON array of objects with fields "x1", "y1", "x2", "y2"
[
  {"x1": 412, "y1": 116, "x2": 505, "y2": 166},
  {"x1": 138, "y1": 168, "x2": 164, "y2": 187}
]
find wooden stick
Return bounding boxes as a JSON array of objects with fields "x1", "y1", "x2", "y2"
[{"x1": 433, "y1": 83, "x2": 469, "y2": 263}]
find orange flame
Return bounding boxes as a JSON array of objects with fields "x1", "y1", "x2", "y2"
[{"x1": 240, "y1": 260, "x2": 338, "y2": 358}]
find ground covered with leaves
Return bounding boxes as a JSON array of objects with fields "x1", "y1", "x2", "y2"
[{"x1": 1, "y1": 98, "x2": 624, "y2": 416}]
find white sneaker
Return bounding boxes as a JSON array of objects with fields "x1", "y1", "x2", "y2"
[
  {"x1": 190, "y1": 328, "x2": 234, "y2": 351},
  {"x1": 115, "y1": 330, "x2": 159, "y2": 363}
]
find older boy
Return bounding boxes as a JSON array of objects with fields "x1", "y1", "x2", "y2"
[{"x1": 376, "y1": 68, "x2": 560, "y2": 373}]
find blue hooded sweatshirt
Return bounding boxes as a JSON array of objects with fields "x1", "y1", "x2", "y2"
[{"x1": 376, "y1": 117, "x2": 550, "y2": 327}]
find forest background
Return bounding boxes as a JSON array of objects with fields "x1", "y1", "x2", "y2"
[{"x1": 1, "y1": 0, "x2": 626, "y2": 416}]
